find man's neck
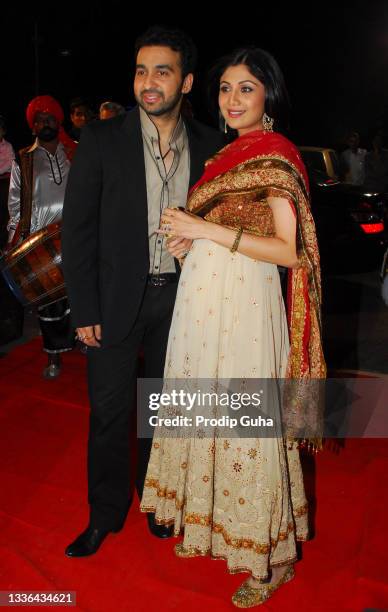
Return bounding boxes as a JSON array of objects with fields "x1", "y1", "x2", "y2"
[
  {"x1": 38, "y1": 138, "x2": 59, "y2": 155},
  {"x1": 148, "y1": 107, "x2": 181, "y2": 143}
]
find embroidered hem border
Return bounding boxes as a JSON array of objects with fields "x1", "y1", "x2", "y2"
[
  {"x1": 142, "y1": 479, "x2": 309, "y2": 557},
  {"x1": 141, "y1": 500, "x2": 306, "y2": 580}
]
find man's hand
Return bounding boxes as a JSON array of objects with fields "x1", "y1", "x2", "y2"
[
  {"x1": 76, "y1": 324, "x2": 102, "y2": 348},
  {"x1": 166, "y1": 236, "x2": 192, "y2": 259}
]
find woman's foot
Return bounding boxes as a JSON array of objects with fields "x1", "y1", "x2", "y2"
[
  {"x1": 232, "y1": 565, "x2": 294, "y2": 608},
  {"x1": 245, "y1": 565, "x2": 288, "y2": 588}
]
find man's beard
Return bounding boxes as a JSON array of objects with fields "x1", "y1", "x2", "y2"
[
  {"x1": 136, "y1": 88, "x2": 182, "y2": 117},
  {"x1": 37, "y1": 126, "x2": 59, "y2": 142}
]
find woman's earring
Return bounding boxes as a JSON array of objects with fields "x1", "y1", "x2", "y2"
[
  {"x1": 224, "y1": 119, "x2": 228, "y2": 134},
  {"x1": 262, "y1": 112, "x2": 274, "y2": 132}
]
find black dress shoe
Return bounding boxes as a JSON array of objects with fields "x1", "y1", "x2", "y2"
[
  {"x1": 65, "y1": 525, "x2": 119, "y2": 557},
  {"x1": 43, "y1": 363, "x2": 61, "y2": 379},
  {"x1": 146, "y1": 512, "x2": 174, "y2": 539},
  {"x1": 43, "y1": 354, "x2": 61, "y2": 379}
]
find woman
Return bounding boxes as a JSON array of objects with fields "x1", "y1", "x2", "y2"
[{"x1": 140, "y1": 48, "x2": 326, "y2": 607}]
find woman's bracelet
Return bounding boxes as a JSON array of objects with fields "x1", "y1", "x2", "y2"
[{"x1": 230, "y1": 226, "x2": 243, "y2": 253}]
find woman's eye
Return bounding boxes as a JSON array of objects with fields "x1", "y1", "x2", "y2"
[
  {"x1": 158, "y1": 71, "x2": 168, "y2": 76},
  {"x1": 241, "y1": 87, "x2": 253, "y2": 93},
  {"x1": 220, "y1": 86, "x2": 230, "y2": 93}
]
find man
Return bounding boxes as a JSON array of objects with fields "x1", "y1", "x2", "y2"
[
  {"x1": 0, "y1": 116, "x2": 15, "y2": 248},
  {"x1": 68, "y1": 98, "x2": 94, "y2": 142},
  {"x1": 0, "y1": 116, "x2": 14, "y2": 176},
  {"x1": 62, "y1": 25, "x2": 224, "y2": 557},
  {"x1": 7, "y1": 96, "x2": 77, "y2": 378},
  {"x1": 364, "y1": 129, "x2": 388, "y2": 192},
  {"x1": 99, "y1": 100, "x2": 126, "y2": 120},
  {"x1": 340, "y1": 131, "x2": 367, "y2": 186}
]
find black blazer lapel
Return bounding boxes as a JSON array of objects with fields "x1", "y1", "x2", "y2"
[
  {"x1": 119, "y1": 107, "x2": 149, "y2": 248},
  {"x1": 185, "y1": 119, "x2": 207, "y2": 188}
]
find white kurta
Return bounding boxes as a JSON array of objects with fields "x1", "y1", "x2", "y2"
[{"x1": 7, "y1": 140, "x2": 70, "y2": 239}]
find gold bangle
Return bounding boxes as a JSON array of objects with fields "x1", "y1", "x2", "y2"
[{"x1": 230, "y1": 226, "x2": 243, "y2": 253}]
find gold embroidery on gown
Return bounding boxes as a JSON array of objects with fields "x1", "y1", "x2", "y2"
[{"x1": 140, "y1": 139, "x2": 324, "y2": 580}]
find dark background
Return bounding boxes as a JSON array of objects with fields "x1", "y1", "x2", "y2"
[{"x1": 2, "y1": 1, "x2": 388, "y2": 150}]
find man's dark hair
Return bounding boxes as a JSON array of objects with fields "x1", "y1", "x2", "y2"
[
  {"x1": 0, "y1": 116, "x2": 6, "y2": 131},
  {"x1": 208, "y1": 47, "x2": 291, "y2": 134},
  {"x1": 134, "y1": 25, "x2": 197, "y2": 78},
  {"x1": 70, "y1": 97, "x2": 90, "y2": 113}
]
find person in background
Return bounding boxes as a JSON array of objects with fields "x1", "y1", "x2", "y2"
[
  {"x1": 364, "y1": 129, "x2": 388, "y2": 193},
  {"x1": 7, "y1": 95, "x2": 77, "y2": 378},
  {"x1": 68, "y1": 98, "x2": 94, "y2": 142},
  {"x1": 340, "y1": 130, "x2": 367, "y2": 186},
  {"x1": 0, "y1": 116, "x2": 15, "y2": 248},
  {"x1": 99, "y1": 101, "x2": 126, "y2": 120},
  {"x1": 0, "y1": 116, "x2": 14, "y2": 176},
  {"x1": 381, "y1": 247, "x2": 388, "y2": 306}
]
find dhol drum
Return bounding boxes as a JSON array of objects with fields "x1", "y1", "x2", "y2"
[{"x1": 0, "y1": 222, "x2": 66, "y2": 308}]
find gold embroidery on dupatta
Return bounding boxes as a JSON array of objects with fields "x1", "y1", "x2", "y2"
[{"x1": 187, "y1": 151, "x2": 326, "y2": 449}]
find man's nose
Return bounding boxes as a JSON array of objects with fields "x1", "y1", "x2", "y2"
[{"x1": 143, "y1": 73, "x2": 157, "y2": 90}]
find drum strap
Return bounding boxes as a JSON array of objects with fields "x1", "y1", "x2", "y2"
[{"x1": 18, "y1": 147, "x2": 34, "y2": 241}]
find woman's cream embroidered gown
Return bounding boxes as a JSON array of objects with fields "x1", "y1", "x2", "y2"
[{"x1": 141, "y1": 236, "x2": 308, "y2": 580}]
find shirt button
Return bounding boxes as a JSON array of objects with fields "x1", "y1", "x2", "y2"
[
  {"x1": 155, "y1": 266, "x2": 159, "y2": 269},
  {"x1": 157, "y1": 240, "x2": 162, "y2": 244}
]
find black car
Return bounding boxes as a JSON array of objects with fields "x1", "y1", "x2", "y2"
[{"x1": 306, "y1": 167, "x2": 387, "y2": 271}]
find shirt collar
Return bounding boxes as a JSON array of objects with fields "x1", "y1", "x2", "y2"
[
  {"x1": 139, "y1": 106, "x2": 184, "y2": 147},
  {"x1": 28, "y1": 138, "x2": 65, "y2": 156}
]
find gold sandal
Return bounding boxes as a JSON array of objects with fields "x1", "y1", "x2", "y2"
[{"x1": 231, "y1": 565, "x2": 295, "y2": 608}]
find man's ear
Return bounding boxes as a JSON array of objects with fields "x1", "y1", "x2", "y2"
[{"x1": 182, "y1": 73, "x2": 194, "y2": 95}]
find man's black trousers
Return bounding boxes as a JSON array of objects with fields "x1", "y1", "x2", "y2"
[{"x1": 86, "y1": 280, "x2": 178, "y2": 531}]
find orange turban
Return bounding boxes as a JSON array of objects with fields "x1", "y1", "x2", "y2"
[
  {"x1": 26, "y1": 95, "x2": 64, "y2": 128},
  {"x1": 25, "y1": 95, "x2": 77, "y2": 161}
]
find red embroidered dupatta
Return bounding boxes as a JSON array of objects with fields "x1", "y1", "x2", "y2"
[{"x1": 188, "y1": 130, "x2": 326, "y2": 449}]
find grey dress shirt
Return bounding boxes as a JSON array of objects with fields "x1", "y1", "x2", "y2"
[{"x1": 140, "y1": 107, "x2": 190, "y2": 274}]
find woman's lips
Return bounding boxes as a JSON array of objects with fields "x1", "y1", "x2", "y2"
[{"x1": 228, "y1": 110, "x2": 245, "y2": 118}]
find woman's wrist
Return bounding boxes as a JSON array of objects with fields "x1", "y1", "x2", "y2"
[
  {"x1": 201, "y1": 220, "x2": 236, "y2": 246},
  {"x1": 201, "y1": 219, "x2": 216, "y2": 240}
]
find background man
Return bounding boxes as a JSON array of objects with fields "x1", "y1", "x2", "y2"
[
  {"x1": 99, "y1": 100, "x2": 126, "y2": 120},
  {"x1": 7, "y1": 95, "x2": 77, "y2": 378},
  {"x1": 68, "y1": 97, "x2": 94, "y2": 142},
  {"x1": 340, "y1": 130, "x2": 367, "y2": 185},
  {"x1": 0, "y1": 116, "x2": 15, "y2": 248}
]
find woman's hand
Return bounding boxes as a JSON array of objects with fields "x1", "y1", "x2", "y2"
[{"x1": 157, "y1": 208, "x2": 208, "y2": 241}]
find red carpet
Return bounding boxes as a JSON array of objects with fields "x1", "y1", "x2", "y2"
[{"x1": 0, "y1": 337, "x2": 387, "y2": 611}]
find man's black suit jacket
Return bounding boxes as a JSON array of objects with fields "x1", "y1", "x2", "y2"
[{"x1": 62, "y1": 106, "x2": 224, "y2": 346}]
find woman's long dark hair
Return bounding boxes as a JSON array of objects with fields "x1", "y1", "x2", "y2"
[{"x1": 208, "y1": 47, "x2": 291, "y2": 136}]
